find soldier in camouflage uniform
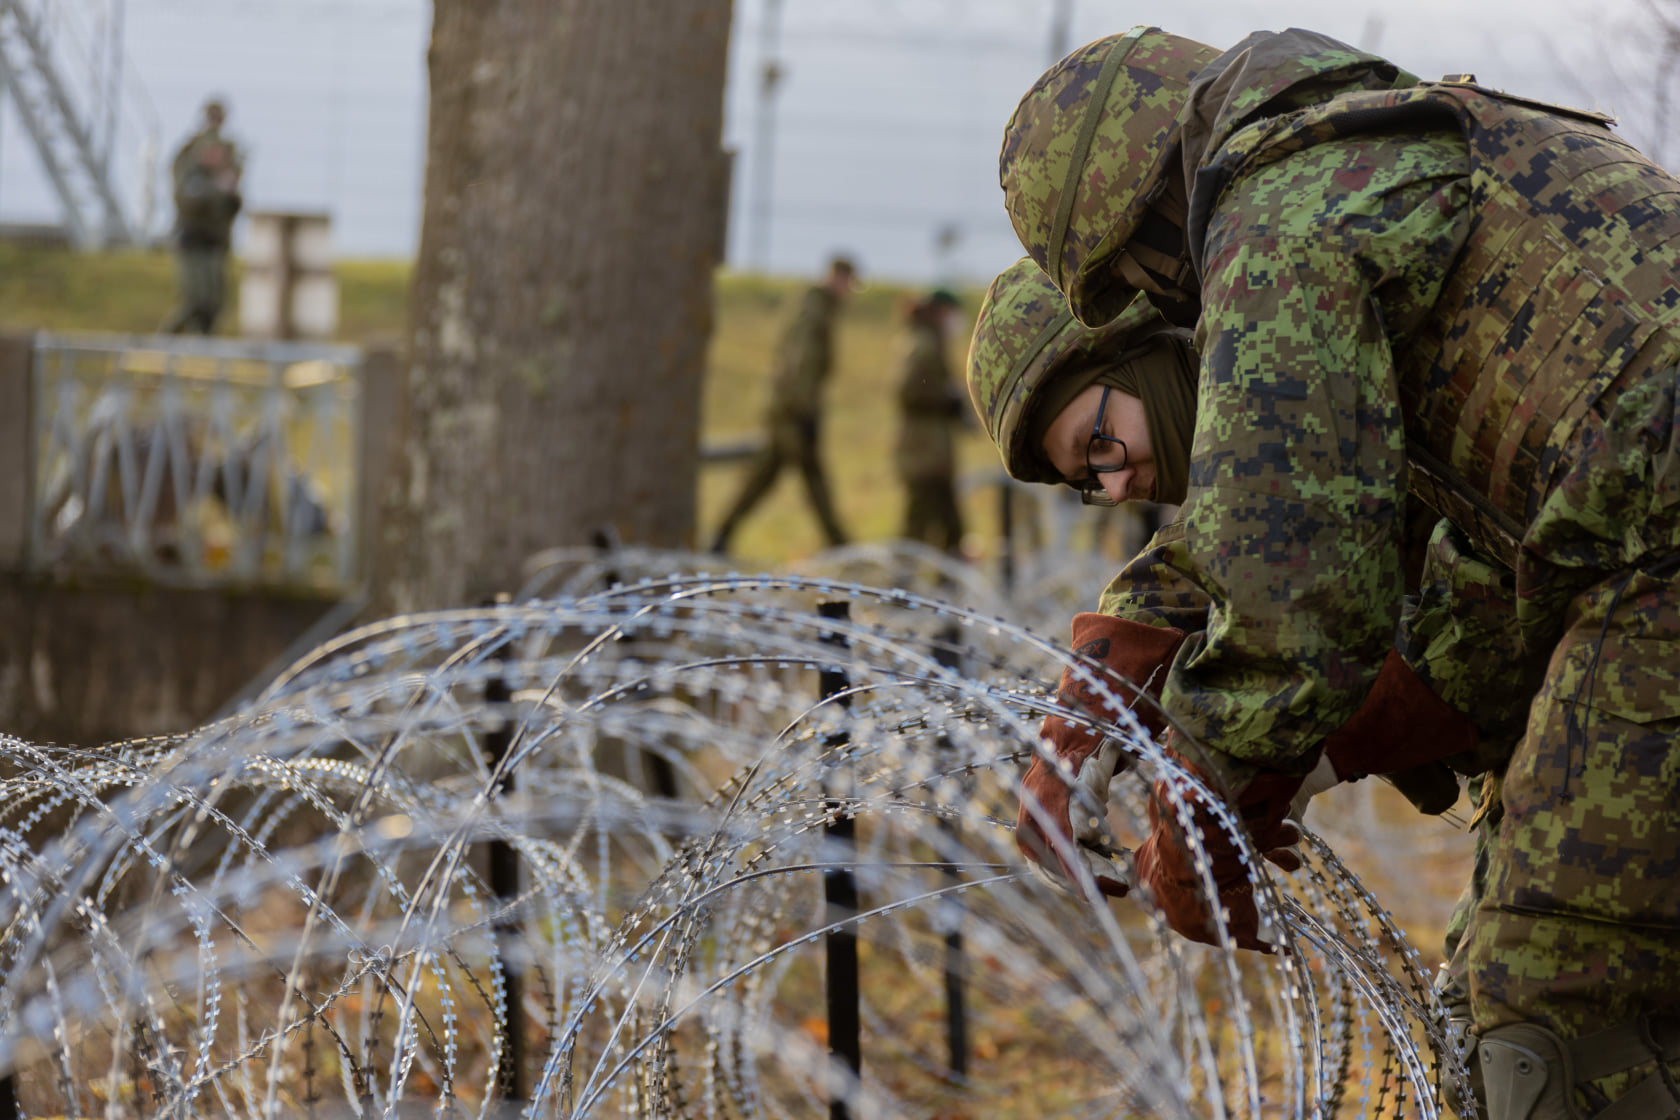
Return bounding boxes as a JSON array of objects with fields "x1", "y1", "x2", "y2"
[
  {"x1": 972, "y1": 253, "x2": 1516, "y2": 913},
  {"x1": 163, "y1": 98, "x2": 244, "y2": 335},
  {"x1": 894, "y1": 288, "x2": 967, "y2": 552},
  {"x1": 983, "y1": 24, "x2": 1680, "y2": 1117},
  {"x1": 710, "y1": 256, "x2": 856, "y2": 553}
]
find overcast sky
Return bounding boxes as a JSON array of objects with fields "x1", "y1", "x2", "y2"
[{"x1": 0, "y1": 0, "x2": 1660, "y2": 284}]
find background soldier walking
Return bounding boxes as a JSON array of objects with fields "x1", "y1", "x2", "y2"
[{"x1": 709, "y1": 255, "x2": 857, "y2": 553}]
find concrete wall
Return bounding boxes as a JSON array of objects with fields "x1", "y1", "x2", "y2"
[
  {"x1": 0, "y1": 334, "x2": 31, "y2": 572},
  {"x1": 0, "y1": 578, "x2": 338, "y2": 746}
]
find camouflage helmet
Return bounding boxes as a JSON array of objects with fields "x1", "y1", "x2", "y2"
[
  {"x1": 999, "y1": 27, "x2": 1218, "y2": 327},
  {"x1": 966, "y1": 257, "x2": 1184, "y2": 484}
]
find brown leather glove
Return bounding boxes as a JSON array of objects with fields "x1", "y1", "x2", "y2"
[
  {"x1": 1312, "y1": 649, "x2": 1481, "y2": 816},
  {"x1": 1016, "y1": 614, "x2": 1185, "y2": 900},
  {"x1": 1133, "y1": 746, "x2": 1304, "y2": 953},
  {"x1": 1138, "y1": 651, "x2": 1485, "y2": 950},
  {"x1": 1320, "y1": 649, "x2": 1481, "y2": 782}
]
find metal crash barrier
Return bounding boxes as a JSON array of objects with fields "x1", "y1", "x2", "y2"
[{"x1": 28, "y1": 331, "x2": 365, "y2": 591}]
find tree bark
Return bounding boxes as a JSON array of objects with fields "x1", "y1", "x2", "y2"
[{"x1": 376, "y1": 0, "x2": 734, "y2": 613}]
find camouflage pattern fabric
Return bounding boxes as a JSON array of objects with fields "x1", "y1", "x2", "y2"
[
  {"x1": 998, "y1": 26, "x2": 1413, "y2": 330},
  {"x1": 165, "y1": 125, "x2": 243, "y2": 334},
  {"x1": 1471, "y1": 549, "x2": 1680, "y2": 1104},
  {"x1": 894, "y1": 318, "x2": 966, "y2": 550},
  {"x1": 1464, "y1": 368, "x2": 1680, "y2": 1066},
  {"x1": 1095, "y1": 517, "x2": 1213, "y2": 633},
  {"x1": 1400, "y1": 519, "x2": 1547, "y2": 774},
  {"x1": 965, "y1": 257, "x2": 1190, "y2": 483},
  {"x1": 161, "y1": 246, "x2": 230, "y2": 336},
  {"x1": 999, "y1": 29, "x2": 1219, "y2": 327},
  {"x1": 1150, "y1": 125, "x2": 1471, "y2": 763},
  {"x1": 170, "y1": 126, "x2": 243, "y2": 248},
  {"x1": 1099, "y1": 512, "x2": 1537, "y2": 771},
  {"x1": 710, "y1": 284, "x2": 848, "y2": 550},
  {"x1": 710, "y1": 416, "x2": 847, "y2": 549},
  {"x1": 769, "y1": 286, "x2": 839, "y2": 422},
  {"x1": 1001, "y1": 25, "x2": 1680, "y2": 1055},
  {"x1": 1189, "y1": 51, "x2": 1680, "y2": 1053},
  {"x1": 895, "y1": 319, "x2": 962, "y2": 482},
  {"x1": 900, "y1": 478, "x2": 963, "y2": 553}
]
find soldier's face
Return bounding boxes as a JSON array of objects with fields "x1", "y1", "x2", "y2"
[{"x1": 1041, "y1": 383, "x2": 1154, "y2": 504}]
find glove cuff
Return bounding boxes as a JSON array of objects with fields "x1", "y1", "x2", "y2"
[
  {"x1": 1323, "y1": 649, "x2": 1481, "y2": 780},
  {"x1": 1060, "y1": 614, "x2": 1187, "y2": 735}
]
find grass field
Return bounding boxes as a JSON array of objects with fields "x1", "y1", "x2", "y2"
[{"x1": 0, "y1": 242, "x2": 1007, "y2": 567}]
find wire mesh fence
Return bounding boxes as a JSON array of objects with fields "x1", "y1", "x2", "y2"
[{"x1": 28, "y1": 330, "x2": 363, "y2": 590}]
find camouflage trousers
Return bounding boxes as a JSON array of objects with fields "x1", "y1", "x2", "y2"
[
  {"x1": 709, "y1": 415, "x2": 847, "y2": 552},
  {"x1": 900, "y1": 474, "x2": 964, "y2": 554},
  {"x1": 1458, "y1": 552, "x2": 1680, "y2": 1106},
  {"x1": 163, "y1": 245, "x2": 229, "y2": 335}
]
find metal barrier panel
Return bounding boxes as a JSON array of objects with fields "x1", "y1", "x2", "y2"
[{"x1": 29, "y1": 331, "x2": 364, "y2": 591}]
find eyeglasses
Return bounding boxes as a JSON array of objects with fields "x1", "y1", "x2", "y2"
[{"x1": 1078, "y1": 386, "x2": 1129, "y2": 507}]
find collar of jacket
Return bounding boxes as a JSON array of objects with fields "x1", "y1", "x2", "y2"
[{"x1": 1175, "y1": 28, "x2": 1416, "y2": 276}]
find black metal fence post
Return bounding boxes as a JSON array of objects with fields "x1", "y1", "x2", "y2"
[
  {"x1": 933, "y1": 624, "x2": 968, "y2": 1081},
  {"x1": 482, "y1": 596, "x2": 524, "y2": 1104},
  {"x1": 997, "y1": 479, "x2": 1016, "y2": 598},
  {"x1": 818, "y1": 600, "x2": 860, "y2": 1120}
]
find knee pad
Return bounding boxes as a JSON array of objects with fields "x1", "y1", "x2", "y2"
[
  {"x1": 1475, "y1": 1017, "x2": 1680, "y2": 1120},
  {"x1": 1478, "y1": 1023, "x2": 1580, "y2": 1120}
]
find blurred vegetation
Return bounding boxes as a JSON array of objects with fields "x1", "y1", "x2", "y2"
[{"x1": 0, "y1": 243, "x2": 1008, "y2": 567}]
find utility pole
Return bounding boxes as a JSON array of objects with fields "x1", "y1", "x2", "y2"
[
  {"x1": 1358, "y1": 14, "x2": 1384, "y2": 54},
  {"x1": 0, "y1": 45, "x2": 6, "y2": 221},
  {"x1": 749, "y1": 0, "x2": 785, "y2": 273},
  {"x1": 1047, "y1": 0, "x2": 1073, "y2": 66},
  {"x1": 100, "y1": 0, "x2": 126, "y2": 243}
]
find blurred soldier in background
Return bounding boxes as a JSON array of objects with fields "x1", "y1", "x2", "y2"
[
  {"x1": 893, "y1": 287, "x2": 966, "y2": 553},
  {"x1": 709, "y1": 254, "x2": 857, "y2": 554},
  {"x1": 163, "y1": 98, "x2": 244, "y2": 335}
]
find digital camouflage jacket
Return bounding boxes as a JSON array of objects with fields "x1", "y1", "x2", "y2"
[
  {"x1": 894, "y1": 318, "x2": 963, "y2": 482},
  {"x1": 769, "y1": 286, "x2": 841, "y2": 423},
  {"x1": 1091, "y1": 31, "x2": 1680, "y2": 767},
  {"x1": 171, "y1": 126, "x2": 243, "y2": 248}
]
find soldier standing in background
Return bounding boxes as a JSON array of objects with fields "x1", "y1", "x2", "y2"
[
  {"x1": 709, "y1": 255, "x2": 857, "y2": 554},
  {"x1": 893, "y1": 288, "x2": 967, "y2": 553},
  {"x1": 163, "y1": 98, "x2": 244, "y2": 335}
]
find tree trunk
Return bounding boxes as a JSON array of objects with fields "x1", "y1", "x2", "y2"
[{"x1": 376, "y1": 0, "x2": 734, "y2": 613}]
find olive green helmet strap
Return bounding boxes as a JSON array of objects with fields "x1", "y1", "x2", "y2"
[
  {"x1": 995, "y1": 305, "x2": 1076, "y2": 450},
  {"x1": 1046, "y1": 33, "x2": 1141, "y2": 289}
]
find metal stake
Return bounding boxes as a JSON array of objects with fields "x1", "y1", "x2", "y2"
[
  {"x1": 483, "y1": 596, "x2": 524, "y2": 1103},
  {"x1": 819, "y1": 600, "x2": 859, "y2": 1120}
]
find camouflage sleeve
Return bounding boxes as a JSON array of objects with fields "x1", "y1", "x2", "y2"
[
  {"x1": 1095, "y1": 517, "x2": 1215, "y2": 632},
  {"x1": 1159, "y1": 130, "x2": 1470, "y2": 769},
  {"x1": 171, "y1": 135, "x2": 199, "y2": 192},
  {"x1": 897, "y1": 330, "x2": 952, "y2": 414},
  {"x1": 773, "y1": 290, "x2": 833, "y2": 419},
  {"x1": 1398, "y1": 518, "x2": 1545, "y2": 775}
]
